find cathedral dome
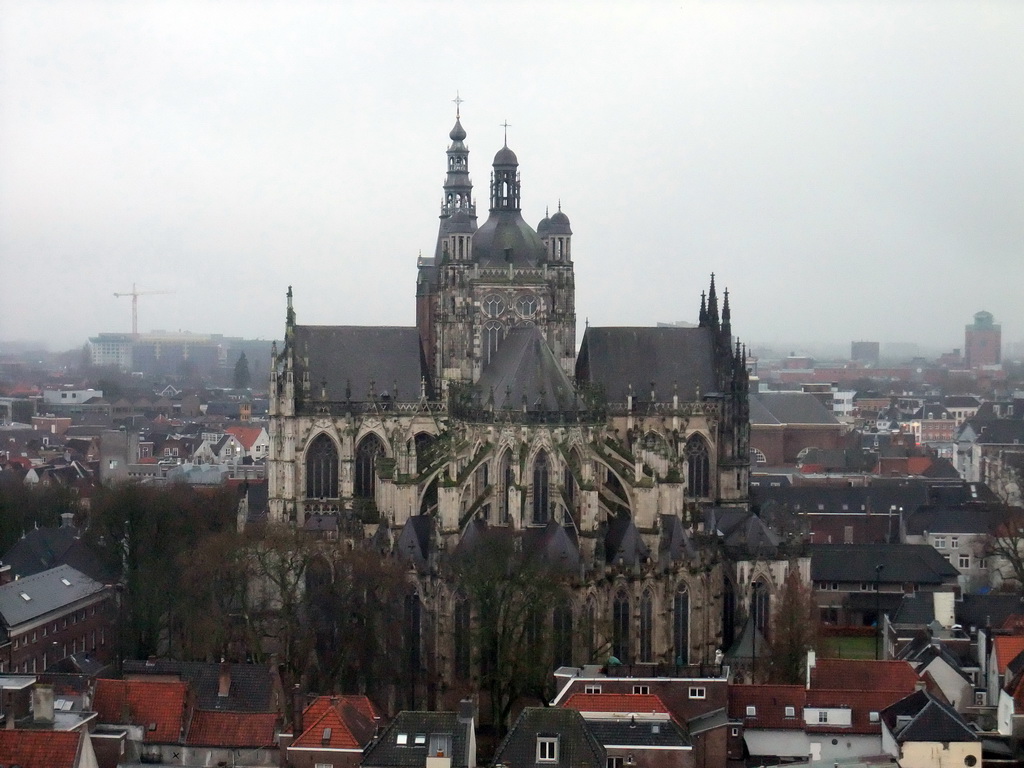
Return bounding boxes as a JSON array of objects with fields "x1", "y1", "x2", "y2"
[
  {"x1": 536, "y1": 213, "x2": 552, "y2": 237},
  {"x1": 493, "y1": 145, "x2": 518, "y2": 166},
  {"x1": 471, "y1": 212, "x2": 547, "y2": 268},
  {"x1": 449, "y1": 117, "x2": 467, "y2": 142},
  {"x1": 548, "y1": 208, "x2": 572, "y2": 235}
]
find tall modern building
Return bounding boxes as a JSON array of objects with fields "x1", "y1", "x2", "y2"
[{"x1": 965, "y1": 311, "x2": 1001, "y2": 369}]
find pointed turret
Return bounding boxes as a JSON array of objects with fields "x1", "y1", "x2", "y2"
[
  {"x1": 435, "y1": 99, "x2": 477, "y2": 260},
  {"x1": 722, "y1": 288, "x2": 732, "y2": 339},
  {"x1": 699, "y1": 291, "x2": 708, "y2": 327},
  {"x1": 707, "y1": 274, "x2": 719, "y2": 331}
]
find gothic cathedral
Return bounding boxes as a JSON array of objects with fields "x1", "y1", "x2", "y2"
[{"x1": 268, "y1": 108, "x2": 751, "y2": 702}]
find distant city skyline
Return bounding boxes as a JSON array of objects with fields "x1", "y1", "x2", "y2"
[{"x1": 1, "y1": 2, "x2": 1021, "y2": 351}]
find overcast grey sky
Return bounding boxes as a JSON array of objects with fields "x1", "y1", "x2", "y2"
[{"x1": 1, "y1": 1, "x2": 1022, "y2": 354}]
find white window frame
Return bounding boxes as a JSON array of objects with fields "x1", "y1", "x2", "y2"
[
  {"x1": 584, "y1": 684, "x2": 602, "y2": 695},
  {"x1": 537, "y1": 736, "x2": 559, "y2": 763},
  {"x1": 818, "y1": 710, "x2": 828, "y2": 724},
  {"x1": 745, "y1": 705, "x2": 756, "y2": 717},
  {"x1": 688, "y1": 686, "x2": 706, "y2": 700},
  {"x1": 632, "y1": 685, "x2": 650, "y2": 695}
]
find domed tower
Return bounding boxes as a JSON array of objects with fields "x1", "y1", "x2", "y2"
[
  {"x1": 435, "y1": 105, "x2": 477, "y2": 260},
  {"x1": 429, "y1": 133, "x2": 577, "y2": 388}
]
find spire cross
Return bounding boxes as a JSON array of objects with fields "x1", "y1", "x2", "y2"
[
  {"x1": 452, "y1": 91, "x2": 464, "y2": 118},
  {"x1": 501, "y1": 120, "x2": 511, "y2": 145}
]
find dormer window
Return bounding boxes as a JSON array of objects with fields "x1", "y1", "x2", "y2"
[
  {"x1": 537, "y1": 736, "x2": 559, "y2": 762},
  {"x1": 397, "y1": 733, "x2": 408, "y2": 746}
]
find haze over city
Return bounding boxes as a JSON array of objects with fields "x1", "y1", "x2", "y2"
[{"x1": 1, "y1": 1, "x2": 1022, "y2": 353}]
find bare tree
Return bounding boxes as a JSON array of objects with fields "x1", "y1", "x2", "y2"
[{"x1": 765, "y1": 569, "x2": 820, "y2": 684}]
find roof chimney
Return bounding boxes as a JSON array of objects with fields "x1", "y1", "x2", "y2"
[
  {"x1": 31, "y1": 683, "x2": 54, "y2": 725},
  {"x1": 291, "y1": 684, "x2": 304, "y2": 735},
  {"x1": 805, "y1": 649, "x2": 816, "y2": 690},
  {"x1": 218, "y1": 661, "x2": 231, "y2": 698}
]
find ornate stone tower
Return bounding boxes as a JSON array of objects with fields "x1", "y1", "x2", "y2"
[{"x1": 418, "y1": 118, "x2": 577, "y2": 391}]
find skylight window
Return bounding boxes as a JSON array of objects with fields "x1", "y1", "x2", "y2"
[
  {"x1": 414, "y1": 733, "x2": 427, "y2": 746},
  {"x1": 19, "y1": 592, "x2": 31, "y2": 601},
  {"x1": 397, "y1": 733, "x2": 408, "y2": 746},
  {"x1": 61, "y1": 578, "x2": 72, "y2": 586}
]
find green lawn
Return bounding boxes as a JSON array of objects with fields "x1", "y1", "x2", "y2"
[{"x1": 821, "y1": 635, "x2": 879, "y2": 660}]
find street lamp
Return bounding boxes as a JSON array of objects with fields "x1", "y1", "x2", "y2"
[{"x1": 875, "y1": 564, "x2": 885, "y2": 660}]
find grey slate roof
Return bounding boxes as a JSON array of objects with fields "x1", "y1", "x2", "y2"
[
  {"x1": 750, "y1": 392, "x2": 839, "y2": 426},
  {"x1": 576, "y1": 327, "x2": 717, "y2": 402},
  {"x1": 0, "y1": 565, "x2": 106, "y2": 627},
  {"x1": 293, "y1": 326, "x2": 423, "y2": 402},
  {"x1": 605, "y1": 517, "x2": 651, "y2": 566},
  {"x1": 477, "y1": 326, "x2": 577, "y2": 411},
  {"x1": 493, "y1": 707, "x2": 605, "y2": 768},
  {"x1": 0, "y1": 526, "x2": 111, "y2": 583},
  {"x1": 363, "y1": 711, "x2": 471, "y2": 768},
  {"x1": 585, "y1": 718, "x2": 691, "y2": 748},
  {"x1": 903, "y1": 505, "x2": 999, "y2": 536},
  {"x1": 809, "y1": 544, "x2": 960, "y2": 584},
  {"x1": 881, "y1": 690, "x2": 977, "y2": 744}
]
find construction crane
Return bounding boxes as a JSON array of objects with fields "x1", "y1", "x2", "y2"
[{"x1": 113, "y1": 283, "x2": 173, "y2": 337}]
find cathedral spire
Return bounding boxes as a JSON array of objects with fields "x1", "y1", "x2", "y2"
[
  {"x1": 707, "y1": 274, "x2": 719, "y2": 331},
  {"x1": 699, "y1": 291, "x2": 708, "y2": 327},
  {"x1": 722, "y1": 288, "x2": 731, "y2": 338},
  {"x1": 434, "y1": 99, "x2": 478, "y2": 260}
]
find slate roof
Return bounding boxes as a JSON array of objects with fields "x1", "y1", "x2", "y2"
[
  {"x1": 658, "y1": 514, "x2": 697, "y2": 565},
  {"x1": 293, "y1": 326, "x2": 424, "y2": 403},
  {"x1": 605, "y1": 517, "x2": 651, "y2": 566},
  {"x1": 0, "y1": 526, "x2": 111, "y2": 582},
  {"x1": 122, "y1": 660, "x2": 279, "y2": 713},
  {"x1": 93, "y1": 678, "x2": 187, "y2": 743},
  {"x1": 974, "y1": 420, "x2": 1024, "y2": 444},
  {"x1": 0, "y1": 729, "x2": 82, "y2": 768},
  {"x1": 0, "y1": 564, "x2": 107, "y2": 627},
  {"x1": 522, "y1": 521, "x2": 581, "y2": 572},
  {"x1": 185, "y1": 710, "x2": 278, "y2": 747},
  {"x1": 903, "y1": 505, "x2": 999, "y2": 536},
  {"x1": 576, "y1": 327, "x2": 717, "y2": 402},
  {"x1": 809, "y1": 544, "x2": 960, "y2": 584},
  {"x1": 751, "y1": 392, "x2": 840, "y2": 426},
  {"x1": 363, "y1": 711, "x2": 471, "y2": 768},
  {"x1": 585, "y1": 718, "x2": 691, "y2": 748},
  {"x1": 477, "y1": 326, "x2": 578, "y2": 411},
  {"x1": 705, "y1": 508, "x2": 781, "y2": 555},
  {"x1": 493, "y1": 707, "x2": 605, "y2": 768},
  {"x1": 880, "y1": 689, "x2": 977, "y2": 743}
]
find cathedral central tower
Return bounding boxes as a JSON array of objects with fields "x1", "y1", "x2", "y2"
[{"x1": 417, "y1": 112, "x2": 577, "y2": 391}]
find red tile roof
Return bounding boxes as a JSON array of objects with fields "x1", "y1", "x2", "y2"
[
  {"x1": 809, "y1": 659, "x2": 919, "y2": 692},
  {"x1": 291, "y1": 706, "x2": 361, "y2": 750},
  {"x1": 806, "y1": 688, "x2": 909, "y2": 734},
  {"x1": 186, "y1": 710, "x2": 278, "y2": 747},
  {"x1": 729, "y1": 684, "x2": 806, "y2": 730},
  {"x1": 562, "y1": 693, "x2": 672, "y2": 715},
  {"x1": 303, "y1": 694, "x2": 381, "y2": 725},
  {"x1": 94, "y1": 678, "x2": 187, "y2": 743},
  {"x1": 994, "y1": 636, "x2": 1024, "y2": 674},
  {"x1": 0, "y1": 730, "x2": 82, "y2": 768},
  {"x1": 226, "y1": 426, "x2": 264, "y2": 450}
]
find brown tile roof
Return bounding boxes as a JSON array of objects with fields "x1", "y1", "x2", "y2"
[
  {"x1": 562, "y1": 693, "x2": 672, "y2": 716},
  {"x1": 728, "y1": 684, "x2": 806, "y2": 730},
  {"x1": 291, "y1": 707, "x2": 362, "y2": 750},
  {"x1": 94, "y1": 678, "x2": 187, "y2": 743},
  {"x1": 0, "y1": 730, "x2": 82, "y2": 768},
  {"x1": 186, "y1": 710, "x2": 278, "y2": 748},
  {"x1": 809, "y1": 659, "x2": 919, "y2": 691},
  {"x1": 226, "y1": 426, "x2": 264, "y2": 450}
]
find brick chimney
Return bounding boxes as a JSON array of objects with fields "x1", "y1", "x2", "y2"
[{"x1": 218, "y1": 661, "x2": 231, "y2": 699}]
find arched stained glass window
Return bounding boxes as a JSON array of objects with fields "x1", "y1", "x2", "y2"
[
  {"x1": 752, "y1": 579, "x2": 770, "y2": 641},
  {"x1": 355, "y1": 433, "x2": 385, "y2": 500},
  {"x1": 673, "y1": 585, "x2": 690, "y2": 666},
  {"x1": 612, "y1": 591, "x2": 630, "y2": 663},
  {"x1": 532, "y1": 450, "x2": 550, "y2": 524},
  {"x1": 305, "y1": 433, "x2": 338, "y2": 499},
  {"x1": 639, "y1": 591, "x2": 654, "y2": 663},
  {"x1": 497, "y1": 450, "x2": 513, "y2": 524},
  {"x1": 685, "y1": 435, "x2": 711, "y2": 498}
]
